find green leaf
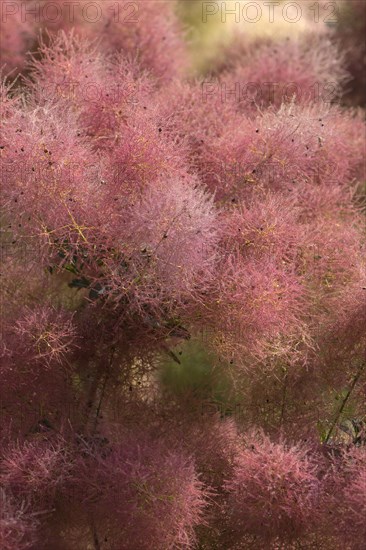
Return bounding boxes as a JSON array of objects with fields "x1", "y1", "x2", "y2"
[{"x1": 64, "y1": 264, "x2": 80, "y2": 275}]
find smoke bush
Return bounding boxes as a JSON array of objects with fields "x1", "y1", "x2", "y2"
[
  {"x1": 0, "y1": 489, "x2": 39, "y2": 550},
  {"x1": 68, "y1": 430, "x2": 207, "y2": 549},
  {"x1": 0, "y1": 4, "x2": 365, "y2": 549},
  {"x1": 221, "y1": 32, "x2": 349, "y2": 109},
  {"x1": 1, "y1": 438, "x2": 71, "y2": 508},
  {"x1": 323, "y1": 447, "x2": 366, "y2": 549},
  {"x1": 198, "y1": 103, "x2": 365, "y2": 202},
  {"x1": 11, "y1": 305, "x2": 77, "y2": 368},
  {"x1": 33, "y1": 0, "x2": 187, "y2": 81},
  {"x1": 224, "y1": 430, "x2": 320, "y2": 541},
  {"x1": 0, "y1": 1, "x2": 36, "y2": 75}
]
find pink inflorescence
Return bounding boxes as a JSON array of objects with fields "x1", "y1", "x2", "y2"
[{"x1": 224, "y1": 430, "x2": 320, "y2": 541}]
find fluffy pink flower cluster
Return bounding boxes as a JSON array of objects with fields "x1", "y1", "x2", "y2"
[
  {"x1": 219, "y1": 33, "x2": 349, "y2": 109},
  {"x1": 224, "y1": 430, "x2": 320, "y2": 540},
  {"x1": 1, "y1": 0, "x2": 187, "y2": 80}
]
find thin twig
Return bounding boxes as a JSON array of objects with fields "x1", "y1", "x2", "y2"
[
  {"x1": 93, "y1": 347, "x2": 115, "y2": 433},
  {"x1": 93, "y1": 372, "x2": 109, "y2": 432},
  {"x1": 279, "y1": 370, "x2": 288, "y2": 427},
  {"x1": 324, "y1": 363, "x2": 365, "y2": 444}
]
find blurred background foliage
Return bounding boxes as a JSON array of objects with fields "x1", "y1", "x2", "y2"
[
  {"x1": 177, "y1": 1, "x2": 365, "y2": 107},
  {"x1": 178, "y1": 0, "x2": 326, "y2": 75},
  {"x1": 159, "y1": 339, "x2": 235, "y2": 407}
]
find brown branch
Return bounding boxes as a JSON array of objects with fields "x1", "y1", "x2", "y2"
[
  {"x1": 89, "y1": 515, "x2": 101, "y2": 550},
  {"x1": 80, "y1": 365, "x2": 104, "y2": 433},
  {"x1": 92, "y1": 528, "x2": 101, "y2": 550},
  {"x1": 80, "y1": 347, "x2": 116, "y2": 433}
]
